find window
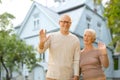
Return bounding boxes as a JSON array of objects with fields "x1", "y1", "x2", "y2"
[
  {"x1": 33, "y1": 13, "x2": 40, "y2": 30},
  {"x1": 86, "y1": 16, "x2": 91, "y2": 22},
  {"x1": 114, "y1": 57, "x2": 119, "y2": 70},
  {"x1": 33, "y1": 18, "x2": 40, "y2": 30},
  {"x1": 86, "y1": 16, "x2": 91, "y2": 29},
  {"x1": 96, "y1": 22, "x2": 102, "y2": 41},
  {"x1": 87, "y1": 23, "x2": 90, "y2": 29},
  {"x1": 97, "y1": 22, "x2": 101, "y2": 28},
  {"x1": 97, "y1": 22, "x2": 101, "y2": 32}
]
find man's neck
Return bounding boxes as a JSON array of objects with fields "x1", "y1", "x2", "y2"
[{"x1": 60, "y1": 30, "x2": 69, "y2": 35}]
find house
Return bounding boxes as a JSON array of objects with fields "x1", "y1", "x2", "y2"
[
  {"x1": 14, "y1": 1, "x2": 60, "y2": 80},
  {"x1": 13, "y1": 0, "x2": 117, "y2": 80}
]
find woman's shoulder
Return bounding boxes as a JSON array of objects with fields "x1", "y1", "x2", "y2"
[
  {"x1": 94, "y1": 48, "x2": 99, "y2": 51},
  {"x1": 81, "y1": 49, "x2": 84, "y2": 53},
  {"x1": 80, "y1": 49, "x2": 86, "y2": 54},
  {"x1": 80, "y1": 48, "x2": 100, "y2": 54},
  {"x1": 93, "y1": 48, "x2": 102, "y2": 56}
]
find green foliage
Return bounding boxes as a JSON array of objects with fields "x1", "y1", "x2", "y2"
[
  {"x1": 114, "y1": 58, "x2": 118, "y2": 70},
  {"x1": 0, "y1": 31, "x2": 38, "y2": 69},
  {"x1": 115, "y1": 41, "x2": 120, "y2": 52},
  {"x1": 104, "y1": 0, "x2": 120, "y2": 52},
  {"x1": 0, "y1": 12, "x2": 15, "y2": 30},
  {"x1": 94, "y1": 0, "x2": 102, "y2": 4},
  {"x1": 0, "y1": 11, "x2": 39, "y2": 80}
]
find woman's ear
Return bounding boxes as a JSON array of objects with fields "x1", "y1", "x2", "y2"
[{"x1": 92, "y1": 38, "x2": 96, "y2": 43}]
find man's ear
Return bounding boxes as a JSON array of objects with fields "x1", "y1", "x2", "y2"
[
  {"x1": 59, "y1": 21, "x2": 60, "y2": 24},
  {"x1": 92, "y1": 38, "x2": 96, "y2": 43}
]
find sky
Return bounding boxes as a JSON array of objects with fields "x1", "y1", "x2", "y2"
[
  {"x1": 0, "y1": 0, "x2": 55, "y2": 26},
  {"x1": 0, "y1": 0, "x2": 109, "y2": 26}
]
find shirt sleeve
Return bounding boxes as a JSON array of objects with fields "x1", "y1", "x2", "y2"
[{"x1": 73, "y1": 40, "x2": 80, "y2": 76}]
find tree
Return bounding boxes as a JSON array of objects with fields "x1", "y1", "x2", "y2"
[
  {"x1": 93, "y1": 0, "x2": 102, "y2": 11},
  {"x1": 104, "y1": 0, "x2": 120, "y2": 52},
  {"x1": 0, "y1": 12, "x2": 39, "y2": 80},
  {"x1": 0, "y1": 1, "x2": 39, "y2": 80}
]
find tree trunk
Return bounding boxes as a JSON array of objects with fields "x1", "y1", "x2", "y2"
[
  {"x1": 0, "y1": 63, "x2": 1, "y2": 80},
  {"x1": 0, "y1": 56, "x2": 11, "y2": 80},
  {"x1": 6, "y1": 74, "x2": 10, "y2": 80}
]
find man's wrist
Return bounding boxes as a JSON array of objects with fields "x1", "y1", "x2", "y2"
[
  {"x1": 73, "y1": 75, "x2": 79, "y2": 80},
  {"x1": 39, "y1": 42, "x2": 44, "y2": 49}
]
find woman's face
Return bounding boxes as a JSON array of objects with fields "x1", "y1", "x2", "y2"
[{"x1": 83, "y1": 31, "x2": 94, "y2": 45}]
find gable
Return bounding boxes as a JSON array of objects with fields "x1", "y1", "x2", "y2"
[
  {"x1": 66, "y1": 7, "x2": 85, "y2": 32},
  {"x1": 17, "y1": 1, "x2": 60, "y2": 39}
]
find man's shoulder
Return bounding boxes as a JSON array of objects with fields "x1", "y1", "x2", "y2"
[
  {"x1": 48, "y1": 31, "x2": 58, "y2": 35},
  {"x1": 70, "y1": 33, "x2": 79, "y2": 40},
  {"x1": 47, "y1": 31, "x2": 60, "y2": 37}
]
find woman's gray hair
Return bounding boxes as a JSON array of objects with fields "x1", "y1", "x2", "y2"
[{"x1": 84, "y1": 29, "x2": 96, "y2": 42}]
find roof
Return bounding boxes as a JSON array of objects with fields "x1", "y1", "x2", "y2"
[{"x1": 51, "y1": 0, "x2": 86, "y2": 13}]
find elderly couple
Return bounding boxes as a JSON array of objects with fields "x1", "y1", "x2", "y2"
[{"x1": 38, "y1": 14, "x2": 109, "y2": 80}]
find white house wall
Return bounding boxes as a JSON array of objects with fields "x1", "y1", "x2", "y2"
[
  {"x1": 105, "y1": 49, "x2": 114, "y2": 77},
  {"x1": 24, "y1": 35, "x2": 48, "y2": 62},
  {"x1": 61, "y1": 7, "x2": 85, "y2": 33},
  {"x1": 20, "y1": 7, "x2": 59, "y2": 39},
  {"x1": 19, "y1": 7, "x2": 40, "y2": 39},
  {"x1": 101, "y1": 25, "x2": 112, "y2": 45},
  {"x1": 84, "y1": 7, "x2": 112, "y2": 45},
  {"x1": 33, "y1": 66, "x2": 45, "y2": 80},
  {"x1": 24, "y1": 36, "x2": 39, "y2": 54},
  {"x1": 85, "y1": 0, "x2": 104, "y2": 16}
]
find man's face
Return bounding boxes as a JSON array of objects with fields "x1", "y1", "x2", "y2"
[{"x1": 59, "y1": 15, "x2": 71, "y2": 32}]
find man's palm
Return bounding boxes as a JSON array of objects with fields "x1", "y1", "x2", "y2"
[{"x1": 39, "y1": 29, "x2": 48, "y2": 43}]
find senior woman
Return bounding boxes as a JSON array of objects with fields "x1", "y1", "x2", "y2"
[{"x1": 79, "y1": 29, "x2": 109, "y2": 80}]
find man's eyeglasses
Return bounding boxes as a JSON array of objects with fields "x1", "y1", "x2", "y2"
[{"x1": 60, "y1": 21, "x2": 71, "y2": 24}]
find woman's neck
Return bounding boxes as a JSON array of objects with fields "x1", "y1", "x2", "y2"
[{"x1": 84, "y1": 44, "x2": 94, "y2": 51}]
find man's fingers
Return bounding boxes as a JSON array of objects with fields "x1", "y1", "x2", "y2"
[
  {"x1": 39, "y1": 29, "x2": 43, "y2": 35},
  {"x1": 39, "y1": 29, "x2": 46, "y2": 37}
]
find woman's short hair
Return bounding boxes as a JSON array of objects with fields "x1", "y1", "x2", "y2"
[{"x1": 84, "y1": 29, "x2": 96, "y2": 42}]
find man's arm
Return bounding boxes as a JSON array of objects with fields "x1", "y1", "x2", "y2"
[
  {"x1": 38, "y1": 41, "x2": 45, "y2": 53},
  {"x1": 73, "y1": 40, "x2": 80, "y2": 80},
  {"x1": 39, "y1": 41, "x2": 45, "y2": 49}
]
